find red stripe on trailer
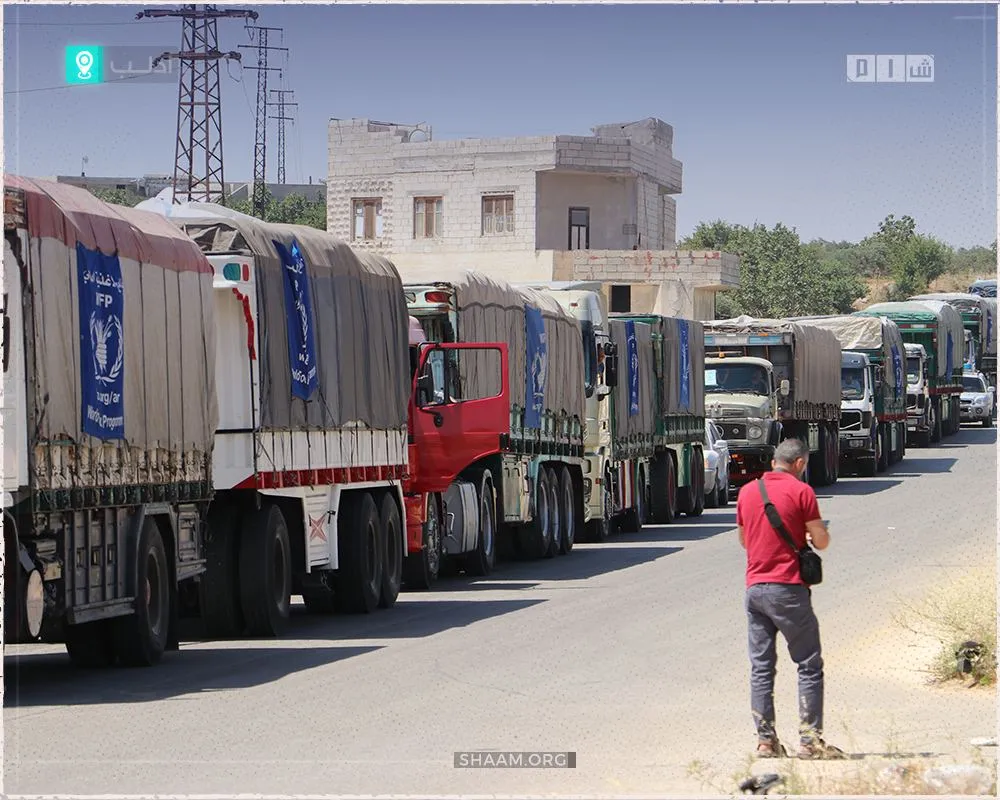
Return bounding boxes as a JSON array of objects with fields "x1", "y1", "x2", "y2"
[
  {"x1": 232, "y1": 287, "x2": 256, "y2": 360},
  {"x1": 233, "y1": 463, "x2": 407, "y2": 490}
]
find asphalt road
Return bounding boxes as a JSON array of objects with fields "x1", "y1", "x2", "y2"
[{"x1": 4, "y1": 426, "x2": 996, "y2": 796}]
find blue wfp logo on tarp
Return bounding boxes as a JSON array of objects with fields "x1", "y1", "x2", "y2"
[
  {"x1": 274, "y1": 239, "x2": 318, "y2": 401},
  {"x1": 946, "y1": 332, "x2": 954, "y2": 377},
  {"x1": 77, "y1": 243, "x2": 125, "y2": 440},
  {"x1": 678, "y1": 320, "x2": 691, "y2": 410},
  {"x1": 891, "y1": 344, "x2": 904, "y2": 397},
  {"x1": 525, "y1": 306, "x2": 547, "y2": 429},
  {"x1": 626, "y1": 321, "x2": 639, "y2": 416}
]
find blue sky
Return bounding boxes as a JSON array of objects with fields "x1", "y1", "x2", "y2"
[{"x1": 3, "y1": 2, "x2": 997, "y2": 247}]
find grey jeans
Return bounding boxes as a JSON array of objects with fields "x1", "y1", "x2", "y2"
[{"x1": 746, "y1": 582, "x2": 824, "y2": 744}]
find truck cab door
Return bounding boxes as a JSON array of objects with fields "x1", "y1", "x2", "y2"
[{"x1": 410, "y1": 343, "x2": 510, "y2": 494}]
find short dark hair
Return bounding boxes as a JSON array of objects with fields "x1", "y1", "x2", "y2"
[{"x1": 774, "y1": 438, "x2": 809, "y2": 465}]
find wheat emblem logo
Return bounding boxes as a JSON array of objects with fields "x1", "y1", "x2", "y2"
[{"x1": 90, "y1": 312, "x2": 123, "y2": 385}]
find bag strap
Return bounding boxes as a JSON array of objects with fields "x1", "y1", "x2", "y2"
[{"x1": 756, "y1": 478, "x2": 802, "y2": 555}]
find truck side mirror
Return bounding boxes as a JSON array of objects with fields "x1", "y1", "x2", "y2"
[
  {"x1": 604, "y1": 342, "x2": 619, "y2": 388},
  {"x1": 779, "y1": 379, "x2": 790, "y2": 396}
]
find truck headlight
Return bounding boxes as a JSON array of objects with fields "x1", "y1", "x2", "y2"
[{"x1": 748, "y1": 426, "x2": 763, "y2": 439}]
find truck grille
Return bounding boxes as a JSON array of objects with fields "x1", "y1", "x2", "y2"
[
  {"x1": 840, "y1": 410, "x2": 863, "y2": 431},
  {"x1": 717, "y1": 422, "x2": 747, "y2": 440},
  {"x1": 906, "y1": 393, "x2": 918, "y2": 410}
]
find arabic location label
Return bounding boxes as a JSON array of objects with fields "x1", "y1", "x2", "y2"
[{"x1": 846, "y1": 54, "x2": 934, "y2": 84}]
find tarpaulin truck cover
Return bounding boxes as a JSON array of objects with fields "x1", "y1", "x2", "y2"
[
  {"x1": 608, "y1": 318, "x2": 656, "y2": 440},
  {"x1": 151, "y1": 202, "x2": 411, "y2": 433},
  {"x1": 858, "y1": 301, "x2": 965, "y2": 380},
  {"x1": 790, "y1": 314, "x2": 907, "y2": 404},
  {"x1": 909, "y1": 292, "x2": 998, "y2": 357},
  {"x1": 4, "y1": 175, "x2": 218, "y2": 493},
  {"x1": 398, "y1": 267, "x2": 586, "y2": 426},
  {"x1": 703, "y1": 315, "x2": 841, "y2": 409}
]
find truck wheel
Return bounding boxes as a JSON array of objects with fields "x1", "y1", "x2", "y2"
[
  {"x1": 558, "y1": 467, "x2": 576, "y2": 554},
  {"x1": 650, "y1": 452, "x2": 678, "y2": 524},
  {"x1": 114, "y1": 518, "x2": 171, "y2": 666},
  {"x1": 827, "y1": 424, "x2": 839, "y2": 484},
  {"x1": 402, "y1": 493, "x2": 443, "y2": 590},
  {"x1": 705, "y1": 469, "x2": 719, "y2": 509},
  {"x1": 65, "y1": 620, "x2": 117, "y2": 668},
  {"x1": 336, "y1": 492, "x2": 383, "y2": 613},
  {"x1": 200, "y1": 503, "x2": 244, "y2": 638},
  {"x1": 239, "y1": 503, "x2": 292, "y2": 636},
  {"x1": 465, "y1": 471, "x2": 497, "y2": 576},
  {"x1": 930, "y1": 405, "x2": 942, "y2": 443},
  {"x1": 518, "y1": 467, "x2": 553, "y2": 559},
  {"x1": 876, "y1": 427, "x2": 888, "y2": 472},
  {"x1": 545, "y1": 467, "x2": 562, "y2": 558},
  {"x1": 984, "y1": 415, "x2": 993, "y2": 428},
  {"x1": 585, "y1": 469, "x2": 614, "y2": 542},
  {"x1": 378, "y1": 494, "x2": 403, "y2": 609},
  {"x1": 687, "y1": 449, "x2": 705, "y2": 517},
  {"x1": 619, "y1": 466, "x2": 647, "y2": 533}
]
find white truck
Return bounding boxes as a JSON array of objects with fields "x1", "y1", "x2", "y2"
[{"x1": 904, "y1": 343, "x2": 933, "y2": 444}]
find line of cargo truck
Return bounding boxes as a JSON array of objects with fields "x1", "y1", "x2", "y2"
[{"x1": 3, "y1": 178, "x2": 711, "y2": 669}]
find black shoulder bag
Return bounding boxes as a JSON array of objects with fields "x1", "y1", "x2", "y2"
[{"x1": 756, "y1": 479, "x2": 823, "y2": 586}]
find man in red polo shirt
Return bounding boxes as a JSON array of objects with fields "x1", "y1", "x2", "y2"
[{"x1": 736, "y1": 438, "x2": 845, "y2": 760}]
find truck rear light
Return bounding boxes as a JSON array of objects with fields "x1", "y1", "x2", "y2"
[{"x1": 424, "y1": 291, "x2": 450, "y2": 304}]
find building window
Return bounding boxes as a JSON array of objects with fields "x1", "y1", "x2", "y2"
[
  {"x1": 482, "y1": 194, "x2": 514, "y2": 235},
  {"x1": 353, "y1": 198, "x2": 383, "y2": 240},
  {"x1": 569, "y1": 207, "x2": 590, "y2": 250},
  {"x1": 610, "y1": 285, "x2": 632, "y2": 313},
  {"x1": 414, "y1": 197, "x2": 443, "y2": 239}
]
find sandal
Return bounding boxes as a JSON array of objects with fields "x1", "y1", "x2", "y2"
[
  {"x1": 798, "y1": 739, "x2": 846, "y2": 760},
  {"x1": 756, "y1": 739, "x2": 787, "y2": 758}
]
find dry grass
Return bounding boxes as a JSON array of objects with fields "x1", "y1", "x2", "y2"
[{"x1": 893, "y1": 564, "x2": 997, "y2": 687}]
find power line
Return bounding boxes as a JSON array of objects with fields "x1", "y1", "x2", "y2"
[
  {"x1": 4, "y1": 20, "x2": 171, "y2": 26},
  {"x1": 4, "y1": 74, "x2": 150, "y2": 95}
]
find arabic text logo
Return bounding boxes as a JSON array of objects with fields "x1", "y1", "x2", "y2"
[{"x1": 847, "y1": 54, "x2": 934, "y2": 83}]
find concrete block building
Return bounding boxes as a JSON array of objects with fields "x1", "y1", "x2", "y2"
[{"x1": 327, "y1": 117, "x2": 738, "y2": 319}]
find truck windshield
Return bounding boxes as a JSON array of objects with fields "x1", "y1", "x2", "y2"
[
  {"x1": 705, "y1": 364, "x2": 769, "y2": 395},
  {"x1": 841, "y1": 367, "x2": 865, "y2": 400},
  {"x1": 962, "y1": 375, "x2": 987, "y2": 392},
  {"x1": 906, "y1": 357, "x2": 921, "y2": 383}
]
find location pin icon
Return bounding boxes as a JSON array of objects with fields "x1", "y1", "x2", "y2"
[{"x1": 76, "y1": 49, "x2": 94, "y2": 80}]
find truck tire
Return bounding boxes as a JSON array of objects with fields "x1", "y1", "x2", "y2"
[
  {"x1": 585, "y1": 467, "x2": 614, "y2": 542},
  {"x1": 930, "y1": 402, "x2": 942, "y2": 443},
  {"x1": 239, "y1": 503, "x2": 292, "y2": 636},
  {"x1": 984, "y1": 414, "x2": 994, "y2": 428},
  {"x1": 649, "y1": 452, "x2": 678, "y2": 524},
  {"x1": 200, "y1": 502, "x2": 244, "y2": 638},
  {"x1": 876, "y1": 426, "x2": 888, "y2": 472},
  {"x1": 827, "y1": 424, "x2": 839, "y2": 484},
  {"x1": 378, "y1": 494, "x2": 403, "y2": 609},
  {"x1": 518, "y1": 467, "x2": 554, "y2": 560},
  {"x1": 336, "y1": 492, "x2": 383, "y2": 613},
  {"x1": 544, "y1": 467, "x2": 562, "y2": 557},
  {"x1": 464, "y1": 471, "x2": 496, "y2": 576},
  {"x1": 619, "y1": 466, "x2": 648, "y2": 533},
  {"x1": 558, "y1": 467, "x2": 576, "y2": 555},
  {"x1": 402, "y1": 493, "x2": 443, "y2": 590},
  {"x1": 687, "y1": 448, "x2": 705, "y2": 517},
  {"x1": 65, "y1": 619, "x2": 117, "y2": 668},
  {"x1": 114, "y1": 518, "x2": 171, "y2": 666}
]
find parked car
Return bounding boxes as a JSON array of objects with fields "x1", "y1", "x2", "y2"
[
  {"x1": 703, "y1": 419, "x2": 731, "y2": 508},
  {"x1": 960, "y1": 371, "x2": 995, "y2": 427}
]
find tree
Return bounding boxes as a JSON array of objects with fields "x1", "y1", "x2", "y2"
[
  {"x1": 859, "y1": 214, "x2": 951, "y2": 298},
  {"x1": 680, "y1": 220, "x2": 864, "y2": 318},
  {"x1": 225, "y1": 187, "x2": 327, "y2": 230},
  {"x1": 87, "y1": 187, "x2": 144, "y2": 207}
]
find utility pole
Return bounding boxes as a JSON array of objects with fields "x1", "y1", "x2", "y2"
[
  {"x1": 138, "y1": 5, "x2": 258, "y2": 204},
  {"x1": 267, "y1": 89, "x2": 297, "y2": 185},
  {"x1": 239, "y1": 26, "x2": 287, "y2": 217}
]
